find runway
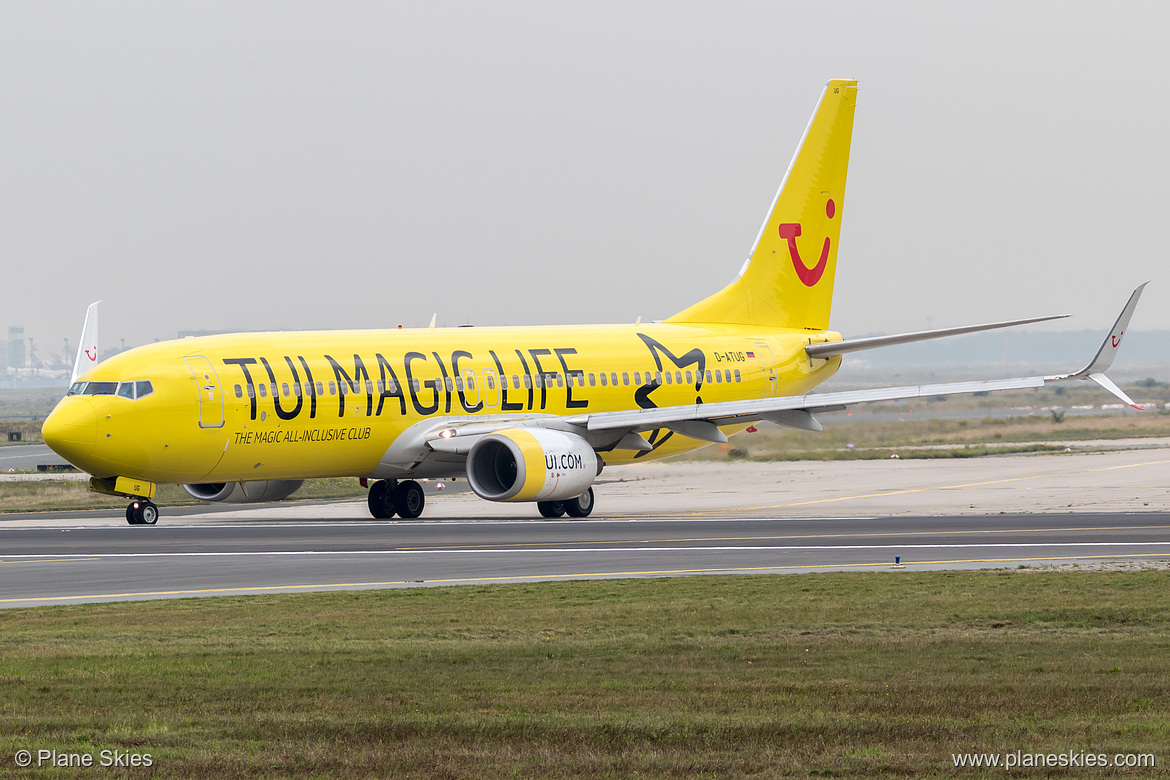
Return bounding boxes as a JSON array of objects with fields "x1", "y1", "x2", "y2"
[
  {"x1": 3, "y1": 513, "x2": 1169, "y2": 609},
  {"x1": 2, "y1": 449, "x2": 1169, "y2": 608}
]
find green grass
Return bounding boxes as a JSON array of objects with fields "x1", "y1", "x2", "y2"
[
  {"x1": 1, "y1": 571, "x2": 1168, "y2": 777},
  {"x1": 687, "y1": 411, "x2": 1170, "y2": 462},
  {"x1": 0, "y1": 477, "x2": 368, "y2": 514}
]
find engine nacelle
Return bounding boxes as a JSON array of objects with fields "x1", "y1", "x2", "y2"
[
  {"x1": 466, "y1": 428, "x2": 598, "y2": 502},
  {"x1": 182, "y1": 480, "x2": 304, "y2": 503}
]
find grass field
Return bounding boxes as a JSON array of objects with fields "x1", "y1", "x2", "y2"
[
  {"x1": 1, "y1": 570, "x2": 1167, "y2": 777},
  {"x1": 689, "y1": 409, "x2": 1170, "y2": 462},
  {"x1": 0, "y1": 477, "x2": 369, "y2": 514}
]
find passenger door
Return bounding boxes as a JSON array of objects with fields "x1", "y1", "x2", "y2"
[{"x1": 184, "y1": 356, "x2": 224, "y2": 428}]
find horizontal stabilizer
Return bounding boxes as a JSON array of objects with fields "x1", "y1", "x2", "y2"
[{"x1": 806, "y1": 314, "x2": 1069, "y2": 359}]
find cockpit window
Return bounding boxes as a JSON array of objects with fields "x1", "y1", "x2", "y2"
[
  {"x1": 86, "y1": 381, "x2": 119, "y2": 395},
  {"x1": 70, "y1": 380, "x2": 154, "y2": 399}
]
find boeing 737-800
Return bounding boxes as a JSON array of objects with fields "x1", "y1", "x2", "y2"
[{"x1": 42, "y1": 79, "x2": 1147, "y2": 525}]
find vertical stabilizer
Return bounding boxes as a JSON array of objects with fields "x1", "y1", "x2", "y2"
[
  {"x1": 70, "y1": 301, "x2": 101, "y2": 384},
  {"x1": 667, "y1": 79, "x2": 857, "y2": 330}
]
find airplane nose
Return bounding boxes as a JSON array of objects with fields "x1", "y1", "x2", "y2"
[{"x1": 42, "y1": 399, "x2": 97, "y2": 467}]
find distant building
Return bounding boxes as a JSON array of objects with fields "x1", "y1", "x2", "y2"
[{"x1": 7, "y1": 326, "x2": 25, "y2": 369}]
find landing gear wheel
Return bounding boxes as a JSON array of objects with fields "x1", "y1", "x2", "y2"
[
  {"x1": 564, "y1": 488, "x2": 594, "y2": 518},
  {"x1": 127, "y1": 500, "x2": 158, "y2": 525},
  {"x1": 367, "y1": 479, "x2": 397, "y2": 519},
  {"x1": 538, "y1": 500, "x2": 566, "y2": 518},
  {"x1": 393, "y1": 480, "x2": 425, "y2": 519}
]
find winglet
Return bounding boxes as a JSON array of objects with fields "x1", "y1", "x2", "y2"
[
  {"x1": 70, "y1": 301, "x2": 101, "y2": 384},
  {"x1": 1049, "y1": 283, "x2": 1148, "y2": 410},
  {"x1": 1066, "y1": 282, "x2": 1147, "y2": 379}
]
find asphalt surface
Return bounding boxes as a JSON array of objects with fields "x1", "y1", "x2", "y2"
[
  {"x1": 0, "y1": 443, "x2": 69, "y2": 471},
  {"x1": 2, "y1": 450, "x2": 1169, "y2": 608},
  {"x1": 2, "y1": 511, "x2": 1168, "y2": 608}
]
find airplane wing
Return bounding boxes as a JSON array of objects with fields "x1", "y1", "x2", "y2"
[{"x1": 418, "y1": 284, "x2": 1147, "y2": 459}]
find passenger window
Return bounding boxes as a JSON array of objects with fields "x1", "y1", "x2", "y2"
[
  {"x1": 534, "y1": 375, "x2": 543, "y2": 389},
  {"x1": 235, "y1": 385, "x2": 243, "y2": 399},
  {"x1": 513, "y1": 375, "x2": 521, "y2": 389},
  {"x1": 622, "y1": 372, "x2": 629, "y2": 386},
  {"x1": 523, "y1": 375, "x2": 532, "y2": 389},
  {"x1": 725, "y1": 370, "x2": 732, "y2": 383},
  {"x1": 686, "y1": 370, "x2": 693, "y2": 384},
  {"x1": 117, "y1": 382, "x2": 135, "y2": 399},
  {"x1": 600, "y1": 373, "x2": 607, "y2": 387},
  {"x1": 665, "y1": 372, "x2": 672, "y2": 385},
  {"x1": 247, "y1": 384, "x2": 256, "y2": 398},
  {"x1": 444, "y1": 377, "x2": 453, "y2": 391},
  {"x1": 633, "y1": 372, "x2": 641, "y2": 385},
  {"x1": 588, "y1": 373, "x2": 596, "y2": 387},
  {"x1": 339, "y1": 382, "x2": 347, "y2": 396},
  {"x1": 734, "y1": 369, "x2": 741, "y2": 382},
  {"x1": 654, "y1": 371, "x2": 662, "y2": 385},
  {"x1": 556, "y1": 374, "x2": 563, "y2": 388},
  {"x1": 328, "y1": 381, "x2": 336, "y2": 395},
  {"x1": 316, "y1": 382, "x2": 324, "y2": 396},
  {"x1": 468, "y1": 376, "x2": 476, "y2": 390},
  {"x1": 715, "y1": 371, "x2": 722, "y2": 383},
  {"x1": 258, "y1": 383, "x2": 267, "y2": 398},
  {"x1": 455, "y1": 377, "x2": 464, "y2": 392},
  {"x1": 294, "y1": 383, "x2": 302, "y2": 397},
  {"x1": 675, "y1": 371, "x2": 682, "y2": 384},
  {"x1": 705, "y1": 370, "x2": 713, "y2": 384},
  {"x1": 610, "y1": 372, "x2": 618, "y2": 386},
  {"x1": 282, "y1": 383, "x2": 289, "y2": 397},
  {"x1": 411, "y1": 378, "x2": 420, "y2": 392},
  {"x1": 486, "y1": 375, "x2": 494, "y2": 390}
]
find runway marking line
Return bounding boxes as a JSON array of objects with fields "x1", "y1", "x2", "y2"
[
  {"x1": 0, "y1": 558, "x2": 99, "y2": 565},
  {"x1": 4, "y1": 553, "x2": 1169, "y2": 604},
  {"x1": 404, "y1": 523, "x2": 1170, "y2": 552}
]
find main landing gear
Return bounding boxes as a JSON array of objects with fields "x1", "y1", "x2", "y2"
[
  {"x1": 125, "y1": 499, "x2": 159, "y2": 525},
  {"x1": 367, "y1": 479, "x2": 426, "y2": 519},
  {"x1": 538, "y1": 487, "x2": 594, "y2": 519}
]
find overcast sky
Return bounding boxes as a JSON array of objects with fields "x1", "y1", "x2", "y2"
[{"x1": 2, "y1": 1, "x2": 1167, "y2": 363}]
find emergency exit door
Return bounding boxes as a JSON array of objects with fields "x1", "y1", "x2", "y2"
[
  {"x1": 184, "y1": 356, "x2": 224, "y2": 428},
  {"x1": 754, "y1": 343, "x2": 778, "y2": 397}
]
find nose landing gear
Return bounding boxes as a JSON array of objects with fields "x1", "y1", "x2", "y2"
[{"x1": 126, "y1": 500, "x2": 159, "y2": 525}]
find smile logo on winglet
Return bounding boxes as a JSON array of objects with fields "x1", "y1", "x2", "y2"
[{"x1": 778, "y1": 199, "x2": 835, "y2": 287}]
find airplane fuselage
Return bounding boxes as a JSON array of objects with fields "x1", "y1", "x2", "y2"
[{"x1": 46, "y1": 322, "x2": 842, "y2": 485}]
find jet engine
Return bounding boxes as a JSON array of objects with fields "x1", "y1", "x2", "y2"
[
  {"x1": 466, "y1": 428, "x2": 598, "y2": 502},
  {"x1": 182, "y1": 480, "x2": 304, "y2": 503}
]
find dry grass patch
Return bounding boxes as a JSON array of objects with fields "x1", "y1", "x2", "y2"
[{"x1": 1, "y1": 571, "x2": 1168, "y2": 777}]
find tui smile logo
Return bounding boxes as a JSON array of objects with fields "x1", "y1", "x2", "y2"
[{"x1": 778, "y1": 199, "x2": 835, "y2": 287}]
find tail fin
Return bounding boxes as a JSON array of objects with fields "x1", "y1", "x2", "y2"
[
  {"x1": 70, "y1": 301, "x2": 101, "y2": 384},
  {"x1": 667, "y1": 79, "x2": 857, "y2": 330}
]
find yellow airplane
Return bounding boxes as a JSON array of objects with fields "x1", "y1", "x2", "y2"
[{"x1": 42, "y1": 79, "x2": 1147, "y2": 525}]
